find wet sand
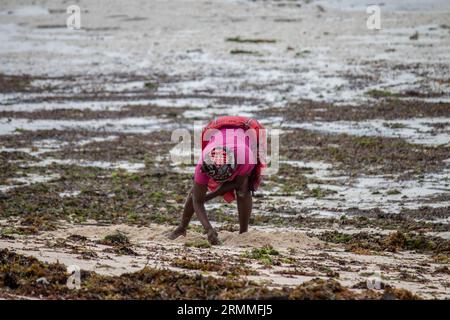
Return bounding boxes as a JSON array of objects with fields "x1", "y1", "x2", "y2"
[{"x1": 0, "y1": 0, "x2": 449, "y2": 299}]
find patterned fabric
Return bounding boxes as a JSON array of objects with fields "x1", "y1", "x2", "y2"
[{"x1": 201, "y1": 146, "x2": 236, "y2": 182}]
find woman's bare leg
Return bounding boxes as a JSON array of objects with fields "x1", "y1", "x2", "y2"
[
  {"x1": 180, "y1": 189, "x2": 195, "y2": 229},
  {"x1": 236, "y1": 176, "x2": 252, "y2": 234},
  {"x1": 167, "y1": 189, "x2": 194, "y2": 239}
]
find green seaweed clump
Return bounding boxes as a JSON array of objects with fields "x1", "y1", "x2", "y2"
[
  {"x1": 99, "y1": 231, "x2": 130, "y2": 246},
  {"x1": 244, "y1": 245, "x2": 280, "y2": 265},
  {"x1": 184, "y1": 239, "x2": 211, "y2": 249}
]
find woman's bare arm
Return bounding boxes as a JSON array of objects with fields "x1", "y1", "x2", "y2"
[
  {"x1": 204, "y1": 175, "x2": 247, "y2": 202},
  {"x1": 192, "y1": 182, "x2": 219, "y2": 244}
]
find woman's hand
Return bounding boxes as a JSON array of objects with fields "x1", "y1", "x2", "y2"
[
  {"x1": 207, "y1": 228, "x2": 220, "y2": 245},
  {"x1": 167, "y1": 225, "x2": 186, "y2": 240}
]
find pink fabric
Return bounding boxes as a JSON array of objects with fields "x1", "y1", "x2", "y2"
[{"x1": 194, "y1": 127, "x2": 256, "y2": 185}]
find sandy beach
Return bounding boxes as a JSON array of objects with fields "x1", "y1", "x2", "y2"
[{"x1": 0, "y1": 0, "x2": 449, "y2": 299}]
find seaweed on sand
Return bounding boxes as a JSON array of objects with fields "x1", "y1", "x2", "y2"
[
  {"x1": 243, "y1": 246, "x2": 280, "y2": 266},
  {"x1": 0, "y1": 250, "x2": 419, "y2": 300},
  {"x1": 0, "y1": 74, "x2": 32, "y2": 93},
  {"x1": 99, "y1": 231, "x2": 130, "y2": 246},
  {"x1": 230, "y1": 50, "x2": 261, "y2": 56},
  {"x1": 289, "y1": 278, "x2": 370, "y2": 300},
  {"x1": 0, "y1": 165, "x2": 190, "y2": 230},
  {"x1": 184, "y1": 239, "x2": 211, "y2": 249},
  {"x1": 226, "y1": 37, "x2": 277, "y2": 44},
  {"x1": 171, "y1": 258, "x2": 223, "y2": 272},
  {"x1": 99, "y1": 231, "x2": 138, "y2": 256},
  {"x1": 0, "y1": 249, "x2": 69, "y2": 294},
  {"x1": 171, "y1": 257, "x2": 257, "y2": 276},
  {"x1": 260, "y1": 99, "x2": 450, "y2": 122},
  {"x1": 278, "y1": 130, "x2": 449, "y2": 175},
  {"x1": 365, "y1": 89, "x2": 397, "y2": 98},
  {"x1": 316, "y1": 230, "x2": 450, "y2": 255},
  {"x1": 67, "y1": 234, "x2": 88, "y2": 242}
]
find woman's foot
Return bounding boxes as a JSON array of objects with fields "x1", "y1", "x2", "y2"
[{"x1": 167, "y1": 226, "x2": 186, "y2": 240}]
